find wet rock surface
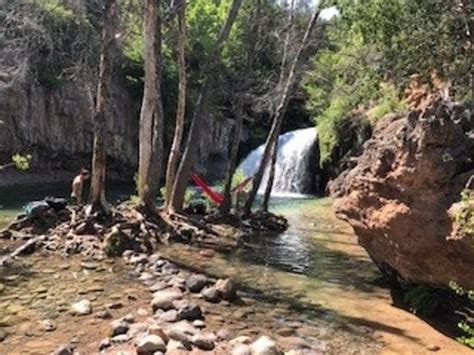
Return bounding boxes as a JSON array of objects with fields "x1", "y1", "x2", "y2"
[{"x1": 330, "y1": 100, "x2": 474, "y2": 289}]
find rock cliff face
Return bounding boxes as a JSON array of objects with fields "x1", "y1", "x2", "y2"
[
  {"x1": 330, "y1": 100, "x2": 474, "y2": 289},
  {"x1": 0, "y1": 71, "x2": 244, "y2": 187}
]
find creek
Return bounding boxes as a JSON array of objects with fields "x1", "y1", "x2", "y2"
[{"x1": 0, "y1": 185, "x2": 469, "y2": 354}]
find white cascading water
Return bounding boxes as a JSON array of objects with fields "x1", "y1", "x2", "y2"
[{"x1": 239, "y1": 127, "x2": 318, "y2": 196}]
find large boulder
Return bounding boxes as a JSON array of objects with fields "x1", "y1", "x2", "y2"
[{"x1": 330, "y1": 100, "x2": 474, "y2": 289}]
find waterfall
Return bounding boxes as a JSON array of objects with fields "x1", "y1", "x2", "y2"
[{"x1": 239, "y1": 127, "x2": 318, "y2": 196}]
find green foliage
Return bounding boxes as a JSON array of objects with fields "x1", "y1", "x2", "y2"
[
  {"x1": 306, "y1": 0, "x2": 471, "y2": 167},
  {"x1": 321, "y1": 0, "x2": 471, "y2": 99},
  {"x1": 30, "y1": 0, "x2": 98, "y2": 87},
  {"x1": 403, "y1": 285, "x2": 442, "y2": 316},
  {"x1": 454, "y1": 190, "x2": 474, "y2": 238},
  {"x1": 231, "y1": 168, "x2": 248, "y2": 188},
  {"x1": 367, "y1": 83, "x2": 407, "y2": 123},
  {"x1": 11, "y1": 153, "x2": 32, "y2": 170},
  {"x1": 449, "y1": 281, "x2": 474, "y2": 348}
]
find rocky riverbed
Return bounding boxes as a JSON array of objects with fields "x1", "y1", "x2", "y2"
[{"x1": 0, "y1": 244, "x2": 380, "y2": 355}]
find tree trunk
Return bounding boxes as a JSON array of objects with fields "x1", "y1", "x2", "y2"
[
  {"x1": 89, "y1": 0, "x2": 116, "y2": 211},
  {"x1": 260, "y1": 0, "x2": 295, "y2": 211},
  {"x1": 260, "y1": 119, "x2": 283, "y2": 211},
  {"x1": 138, "y1": 0, "x2": 165, "y2": 210},
  {"x1": 168, "y1": 0, "x2": 243, "y2": 213},
  {"x1": 219, "y1": 95, "x2": 244, "y2": 215},
  {"x1": 165, "y1": 1, "x2": 187, "y2": 207},
  {"x1": 220, "y1": 0, "x2": 261, "y2": 216},
  {"x1": 243, "y1": 8, "x2": 321, "y2": 215}
]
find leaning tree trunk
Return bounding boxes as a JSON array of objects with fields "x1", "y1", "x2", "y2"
[
  {"x1": 219, "y1": 96, "x2": 244, "y2": 215},
  {"x1": 168, "y1": 0, "x2": 243, "y2": 213},
  {"x1": 89, "y1": 0, "x2": 116, "y2": 211},
  {"x1": 260, "y1": 119, "x2": 282, "y2": 211},
  {"x1": 138, "y1": 0, "x2": 165, "y2": 210},
  {"x1": 243, "y1": 8, "x2": 321, "y2": 216},
  {"x1": 260, "y1": 0, "x2": 294, "y2": 212},
  {"x1": 165, "y1": 0, "x2": 187, "y2": 207},
  {"x1": 220, "y1": 0, "x2": 261, "y2": 216}
]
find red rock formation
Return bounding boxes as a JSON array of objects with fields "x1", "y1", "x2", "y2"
[{"x1": 330, "y1": 99, "x2": 474, "y2": 289}]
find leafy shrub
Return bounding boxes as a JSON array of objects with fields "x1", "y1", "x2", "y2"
[
  {"x1": 450, "y1": 281, "x2": 474, "y2": 348},
  {"x1": 367, "y1": 83, "x2": 407, "y2": 123},
  {"x1": 454, "y1": 190, "x2": 474, "y2": 238}
]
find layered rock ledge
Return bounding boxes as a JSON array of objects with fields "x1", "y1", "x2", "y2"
[{"x1": 330, "y1": 99, "x2": 474, "y2": 289}]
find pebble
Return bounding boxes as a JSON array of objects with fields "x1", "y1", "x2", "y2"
[
  {"x1": 250, "y1": 336, "x2": 279, "y2": 355},
  {"x1": 276, "y1": 327, "x2": 295, "y2": 337},
  {"x1": 232, "y1": 344, "x2": 252, "y2": 355},
  {"x1": 176, "y1": 302, "x2": 202, "y2": 321},
  {"x1": 427, "y1": 344, "x2": 441, "y2": 352},
  {"x1": 98, "y1": 338, "x2": 111, "y2": 350},
  {"x1": 149, "y1": 281, "x2": 168, "y2": 292},
  {"x1": 111, "y1": 334, "x2": 130, "y2": 343},
  {"x1": 166, "y1": 320, "x2": 197, "y2": 345},
  {"x1": 151, "y1": 289, "x2": 183, "y2": 311},
  {"x1": 54, "y1": 343, "x2": 75, "y2": 355},
  {"x1": 191, "y1": 333, "x2": 215, "y2": 350},
  {"x1": 185, "y1": 274, "x2": 210, "y2": 293},
  {"x1": 80, "y1": 261, "x2": 98, "y2": 270},
  {"x1": 217, "y1": 328, "x2": 235, "y2": 341},
  {"x1": 159, "y1": 309, "x2": 179, "y2": 323},
  {"x1": 136, "y1": 334, "x2": 167, "y2": 353},
  {"x1": 40, "y1": 319, "x2": 56, "y2": 331},
  {"x1": 96, "y1": 309, "x2": 113, "y2": 320},
  {"x1": 193, "y1": 320, "x2": 206, "y2": 329},
  {"x1": 201, "y1": 287, "x2": 220, "y2": 303},
  {"x1": 0, "y1": 328, "x2": 7, "y2": 342},
  {"x1": 215, "y1": 278, "x2": 238, "y2": 301},
  {"x1": 107, "y1": 302, "x2": 123, "y2": 310},
  {"x1": 122, "y1": 313, "x2": 135, "y2": 324},
  {"x1": 148, "y1": 325, "x2": 169, "y2": 343},
  {"x1": 110, "y1": 320, "x2": 129, "y2": 336},
  {"x1": 137, "y1": 308, "x2": 149, "y2": 316},
  {"x1": 71, "y1": 299, "x2": 92, "y2": 315}
]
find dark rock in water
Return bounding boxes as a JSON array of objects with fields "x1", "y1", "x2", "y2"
[
  {"x1": 54, "y1": 343, "x2": 75, "y2": 355},
  {"x1": 177, "y1": 302, "x2": 202, "y2": 321},
  {"x1": 185, "y1": 274, "x2": 210, "y2": 293},
  {"x1": 25, "y1": 201, "x2": 50, "y2": 218},
  {"x1": 44, "y1": 197, "x2": 67, "y2": 212},
  {"x1": 330, "y1": 100, "x2": 474, "y2": 289}
]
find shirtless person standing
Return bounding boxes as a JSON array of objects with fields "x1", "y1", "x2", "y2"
[{"x1": 71, "y1": 168, "x2": 90, "y2": 205}]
